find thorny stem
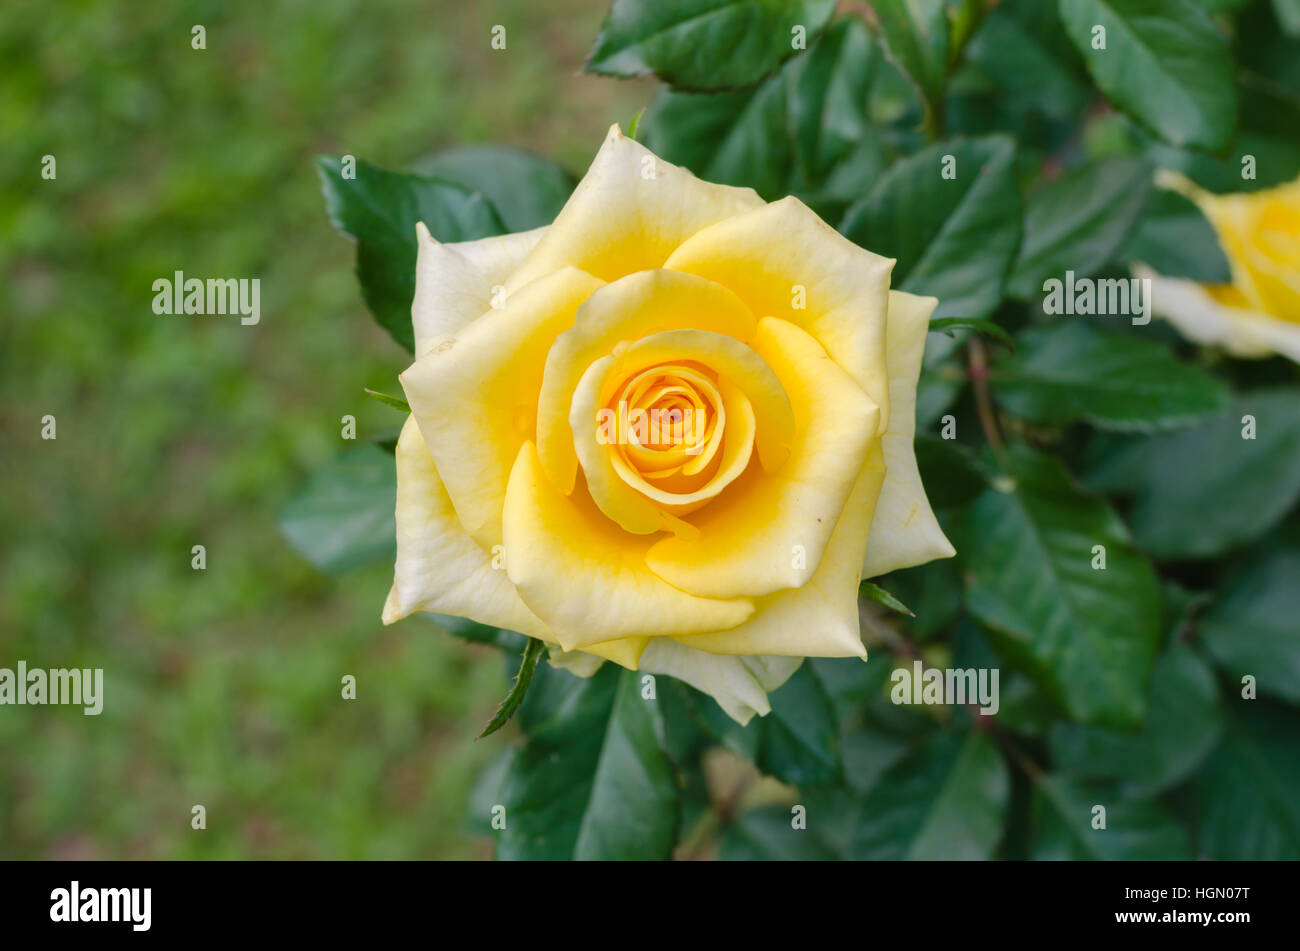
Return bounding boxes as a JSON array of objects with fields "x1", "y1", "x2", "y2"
[{"x1": 967, "y1": 336, "x2": 1007, "y2": 467}]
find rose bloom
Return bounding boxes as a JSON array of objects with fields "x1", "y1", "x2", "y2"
[
  {"x1": 381, "y1": 125, "x2": 954, "y2": 723},
  {"x1": 1140, "y1": 173, "x2": 1300, "y2": 363}
]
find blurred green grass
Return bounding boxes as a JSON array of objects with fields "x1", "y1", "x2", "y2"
[{"x1": 0, "y1": 0, "x2": 650, "y2": 859}]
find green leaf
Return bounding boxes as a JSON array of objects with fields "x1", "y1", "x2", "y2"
[
  {"x1": 1058, "y1": 0, "x2": 1237, "y2": 150},
  {"x1": 279, "y1": 445, "x2": 395, "y2": 574},
  {"x1": 867, "y1": 0, "x2": 950, "y2": 108},
  {"x1": 878, "y1": 559, "x2": 963, "y2": 640},
  {"x1": 1274, "y1": 0, "x2": 1300, "y2": 36},
  {"x1": 788, "y1": 17, "x2": 881, "y2": 180},
  {"x1": 1049, "y1": 643, "x2": 1224, "y2": 795},
  {"x1": 991, "y1": 323, "x2": 1232, "y2": 432},
  {"x1": 676, "y1": 663, "x2": 842, "y2": 786},
  {"x1": 362, "y1": 387, "x2": 410, "y2": 413},
  {"x1": 841, "y1": 136, "x2": 1021, "y2": 323},
  {"x1": 1100, "y1": 390, "x2": 1300, "y2": 558},
  {"x1": 497, "y1": 666, "x2": 678, "y2": 859},
  {"x1": 410, "y1": 145, "x2": 573, "y2": 232},
  {"x1": 1007, "y1": 157, "x2": 1154, "y2": 300},
  {"x1": 756, "y1": 663, "x2": 843, "y2": 786},
  {"x1": 1143, "y1": 71, "x2": 1300, "y2": 192},
  {"x1": 860, "y1": 581, "x2": 915, "y2": 617},
  {"x1": 584, "y1": 0, "x2": 836, "y2": 91},
  {"x1": 1192, "y1": 702, "x2": 1300, "y2": 860},
  {"x1": 719, "y1": 804, "x2": 842, "y2": 860},
  {"x1": 478, "y1": 637, "x2": 546, "y2": 738},
  {"x1": 965, "y1": 0, "x2": 1091, "y2": 119},
  {"x1": 956, "y1": 444, "x2": 1163, "y2": 728},
  {"x1": 1199, "y1": 531, "x2": 1300, "y2": 704},
  {"x1": 427, "y1": 614, "x2": 525, "y2": 652},
  {"x1": 851, "y1": 730, "x2": 1010, "y2": 859},
  {"x1": 316, "y1": 156, "x2": 505, "y2": 352},
  {"x1": 642, "y1": 69, "x2": 794, "y2": 201},
  {"x1": 1120, "y1": 187, "x2": 1232, "y2": 282},
  {"x1": 1030, "y1": 776, "x2": 1191, "y2": 859},
  {"x1": 640, "y1": 18, "x2": 886, "y2": 201},
  {"x1": 928, "y1": 317, "x2": 1015, "y2": 353}
]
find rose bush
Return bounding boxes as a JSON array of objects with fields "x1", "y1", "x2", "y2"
[
  {"x1": 1142, "y1": 173, "x2": 1300, "y2": 363},
  {"x1": 380, "y1": 125, "x2": 953, "y2": 723}
]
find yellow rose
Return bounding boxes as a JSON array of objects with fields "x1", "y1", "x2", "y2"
[
  {"x1": 381, "y1": 125, "x2": 954, "y2": 724},
  {"x1": 1140, "y1": 173, "x2": 1300, "y2": 363}
]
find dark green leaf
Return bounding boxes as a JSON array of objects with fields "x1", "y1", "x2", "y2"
[
  {"x1": 1192, "y1": 701, "x2": 1300, "y2": 859},
  {"x1": 498, "y1": 666, "x2": 678, "y2": 859},
  {"x1": 929, "y1": 317, "x2": 1016, "y2": 352},
  {"x1": 1273, "y1": 0, "x2": 1300, "y2": 36},
  {"x1": 719, "y1": 804, "x2": 842, "y2": 860},
  {"x1": 1120, "y1": 187, "x2": 1232, "y2": 282},
  {"x1": 851, "y1": 730, "x2": 1010, "y2": 859},
  {"x1": 867, "y1": 0, "x2": 950, "y2": 108},
  {"x1": 279, "y1": 445, "x2": 395, "y2": 573},
  {"x1": 788, "y1": 17, "x2": 880, "y2": 180},
  {"x1": 411, "y1": 145, "x2": 573, "y2": 232},
  {"x1": 956, "y1": 444, "x2": 1163, "y2": 727},
  {"x1": 1058, "y1": 0, "x2": 1237, "y2": 150},
  {"x1": 675, "y1": 662, "x2": 842, "y2": 786},
  {"x1": 841, "y1": 136, "x2": 1021, "y2": 323},
  {"x1": 1049, "y1": 643, "x2": 1224, "y2": 795},
  {"x1": 756, "y1": 662, "x2": 842, "y2": 786},
  {"x1": 992, "y1": 322, "x2": 1232, "y2": 432},
  {"x1": 584, "y1": 0, "x2": 836, "y2": 91},
  {"x1": 316, "y1": 156, "x2": 505, "y2": 352},
  {"x1": 641, "y1": 75, "x2": 793, "y2": 201},
  {"x1": 1008, "y1": 157, "x2": 1154, "y2": 300},
  {"x1": 860, "y1": 581, "x2": 914, "y2": 617},
  {"x1": 1104, "y1": 390, "x2": 1300, "y2": 558},
  {"x1": 478, "y1": 637, "x2": 547, "y2": 738},
  {"x1": 1199, "y1": 531, "x2": 1300, "y2": 704},
  {"x1": 362, "y1": 387, "x2": 410, "y2": 413},
  {"x1": 427, "y1": 614, "x2": 525, "y2": 652},
  {"x1": 965, "y1": 0, "x2": 1091, "y2": 119},
  {"x1": 1030, "y1": 776, "x2": 1192, "y2": 859}
]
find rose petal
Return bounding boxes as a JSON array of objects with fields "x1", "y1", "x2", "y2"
[
  {"x1": 400, "y1": 266, "x2": 604, "y2": 548},
  {"x1": 645, "y1": 317, "x2": 879, "y2": 599},
  {"x1": 862, "y1": 290, "x2": 957, "y2": 577},
  {"x1": 502, "y1": 441, "x2": 754, "y2": 650},
  {"x1": 410, "y1": 222, "x2": 546, "y2": 355},
  {"x1": 504, "y1": 124, "x2": 764, "y2": 292},
  {"x1": 664, "y1": 195, "x2": 894, "y2": 432}
]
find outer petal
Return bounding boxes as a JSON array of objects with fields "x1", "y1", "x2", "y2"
[
  {"x1": 410, "y1": 222, "x2": 546, "y2": 355},
  {"x1": 400, "y1": 266, "x2": 605, "y2": 548},
  {"x1": 382, "y1": 415, "x2": 549, "y2": 638},
  {"x1": 664, "y1": 195, "x2": 895, "y2": 432},
  {"x1": 679, "y1": 444, "x2": 886, "y2": 658},
  {"x1": 1139, "y1": 265, "x2": 1300, "y2": 363},
  {"x1": 502, "y1": 442, "x2": 754, "y2": 650},
  {"x1": 862, "y1": 291, "x2": 957, "y2": 577},
  {"x1": 638, "y1": 641, "x2": 803, "y2": 725},
  {"x1": 645, "y1": 317, "x2": 879, "y2": 599},
  {"x1": 504, "y1": 124, "x2": 764, "y2": 291}
]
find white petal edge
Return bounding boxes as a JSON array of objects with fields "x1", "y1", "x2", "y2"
[
  {"x1": 410, "y1": 222, "x2": 546, "y2": 355},
  {"x1": 862, "y1": 290, "x2": 957, "y2": 577},
  {"x1": 638, "y1": 640, "x2": 803, "y2": 725}
]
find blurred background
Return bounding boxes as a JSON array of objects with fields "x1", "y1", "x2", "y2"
[{"x1": 0, "y1": 0, "x2": 651, "y2": 859}]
